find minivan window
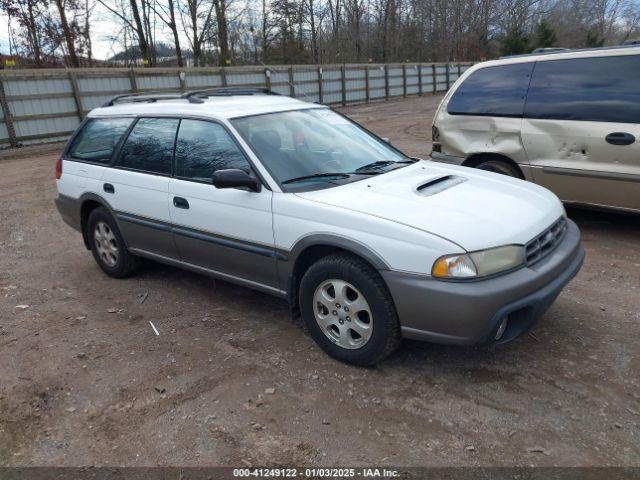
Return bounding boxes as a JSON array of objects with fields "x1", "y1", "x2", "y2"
[
  {"x1": 117, "y1": 118, "x2": 179, "y2": 175},
  {"x1": 524, "y1": 55, "x2": 640, "y2": 123},
  {"x1": 447, "y1": 63, "x2": 534, "y2": 117},
  {"x1": 67, "y1": 118, "x2": 133, "y2": 162},
  {"x1": 175, "y1": 119, "x2": 250, "y2": 182}
]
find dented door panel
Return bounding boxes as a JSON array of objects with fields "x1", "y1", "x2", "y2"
[
  {"x1": 522, "y1": 118, "x2": 640, "y2": 211},
  {"x1": 437, "y1": 114, "x2": 529, "y2": 166}
]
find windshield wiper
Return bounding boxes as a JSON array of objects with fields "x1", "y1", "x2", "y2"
[
  {"x1": 354, "y1": 159, "x2": 416, "y2": 174},
  {"x1": 282, "y1": 172, "x2": 352, "y2": 185}
]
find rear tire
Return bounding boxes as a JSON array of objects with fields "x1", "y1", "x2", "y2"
[
  {"x1": 87, "y1": 207, "x2": 138, "y2": 278},
  {"x1": 474, "y1": 159, "x2": 523, "y2": 178},
  {"x1": 299, "y1": 253, "x2": 401, "y2": 366}
]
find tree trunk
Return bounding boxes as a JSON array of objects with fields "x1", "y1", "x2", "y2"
[
  {"x1": 167, "y1": 0, "x2": 183, "y2": 67},
  {"x1": 26, "y1": 0, "x2": 42, "y2": 65},
  {"x1": 54, "y1": 0, "x2": 79, "y2": 67},
  {"x1": 129, "y1": 0, "x2": 150, "y2": 65},
  {"x1": 213, "y1": 0, "x2": 230, "y2": 65}
]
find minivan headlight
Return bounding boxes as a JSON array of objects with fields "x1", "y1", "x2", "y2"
[{"x1": 432, "y1": 245, "x2": 525, "y2": 279}]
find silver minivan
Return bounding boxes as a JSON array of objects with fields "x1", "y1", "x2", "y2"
[{"x1": 431, "y1": 46, "x2": 640, "y2": 213}]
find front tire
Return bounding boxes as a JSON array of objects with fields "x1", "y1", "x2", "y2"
[
  {"x1": 299, "y1": 253, "x2": 401, "y2": 366},
  {"x1": 87, "y1": 207, "x2": 138, "y2": 278}
]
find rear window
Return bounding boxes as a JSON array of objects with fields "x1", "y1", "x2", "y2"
[
  {"x1": 524, "y1": 55, "x2": 640, "y2": 123},
  {"x1": 67, "y1": 118, "x2": 133, "y2": 162},
  {"x1": 447, "y1": 63, "x2": 534, "y2": 117}
]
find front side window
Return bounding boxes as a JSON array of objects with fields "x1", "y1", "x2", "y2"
[
  {"x1": 447, "y1": 63, "x2": 534, "y2": 117},
  {"x1": 67, "y1": 117, "x2": 133, "y2": 163},
  {"x1": 117, "y1": 118, "x2": 179, "y2": 175},
  {"x1": 524, "y1": 55, "x2": 640, "y2": 123},
  {"x1": 231, "y1": 108, "x2": 409, "y2": 191},
  {"x1": 175, "y1": 119, "x2": 250, "y2": 182}
]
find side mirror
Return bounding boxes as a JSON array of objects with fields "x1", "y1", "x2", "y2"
[
  {"x1": 212, "y1": 169, "x2": 262, "y2": 192},
  {"x1": 382, "y1": 137, "x2": 391, "y2": 144}
]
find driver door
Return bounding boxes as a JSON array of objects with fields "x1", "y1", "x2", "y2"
[{"x1": 168, "y1": 119, "x2": 279, "y2": 291}]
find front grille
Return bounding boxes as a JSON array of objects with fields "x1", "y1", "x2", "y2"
[{"x1": 525, "y1": 217, "x2": 567, "y2": 266}]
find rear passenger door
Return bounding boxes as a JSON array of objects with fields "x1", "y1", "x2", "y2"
[
  {"x1": 102, "y1": 117, "x2": 180, "y2": 258},
  {"x1": 522, "y1": 55, "x2": 640, "y2": 211},
  {"x1": 168, "y1": 119, "x2": 278, "y2": 290}
]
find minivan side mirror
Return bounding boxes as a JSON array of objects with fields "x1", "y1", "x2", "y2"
[{"x1": 212, "y1": 169, "x2": 262, "y2": 192}]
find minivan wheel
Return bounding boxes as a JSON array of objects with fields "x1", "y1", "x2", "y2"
[
  {"x1": 87, "y1": 207, "x2": 138, "y2": 278},
  {"x1": 299, "y1": 253, "x2": 401, "y2": 366},
  {"x1": 475, "y1": 159, "x2": 522, "y2": 178}
]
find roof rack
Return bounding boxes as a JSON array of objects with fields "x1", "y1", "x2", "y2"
[
  {"x1": 182, "y1": 87, "x2": 279, "y2": 103},
  {"x1": 102, "y1": 87, "x2": 279, "y2": 107},
  {"x1": 500, "y1": 43, "x2": 640, "y2": 59},
  {"x1": 101, "y1": 92, "x2": 183, "y2": 107}
]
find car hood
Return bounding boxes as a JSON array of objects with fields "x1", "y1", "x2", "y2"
[{"x1": 295, "y1": 161, "x2": 564, "y2": 251}]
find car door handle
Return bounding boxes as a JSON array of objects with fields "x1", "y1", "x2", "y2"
[
  {"x1": 173, "y1": 196, "x2": 189, "y2": 209},
  {"x1": 605, "y1": 132, "x2": 635, "y2": 146},
  {"x1": 103, "y1": 183, "x2": 115, "y2": 194}
]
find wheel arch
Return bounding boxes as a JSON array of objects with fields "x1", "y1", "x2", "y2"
[
  {"x1": 284, "y1": 235, "x2": 389, "y2": 308},
  {"x1": 463, "y1": 153, "x2": 524, "y2": 179},
  {"x1": 79, "y1": 193, "x2": 117, "y2": 250}
]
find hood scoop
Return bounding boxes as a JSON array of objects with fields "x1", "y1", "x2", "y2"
[{"x1": 416, "y1": 175, "x2": 467, "y2": 197}]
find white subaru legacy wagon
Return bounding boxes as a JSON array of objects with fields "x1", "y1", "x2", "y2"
[{"x1": 55, "y1": 88, "x2": 585, "y2": 365}]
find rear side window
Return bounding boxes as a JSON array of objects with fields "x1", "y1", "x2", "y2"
[
  {"x1": 447, "y1": 63, "x2": 533, "y2": 117},
  {"x1": 524, "y1": 55, "x2": 640, "y2": 123},
  {"x1": 67, "y1": 118, "x2": 133, "y2": 162},
  {"x1": 117, "y1": 118, "x2": 179, "y2": 175},
  {"x1": 175, "y1": 119, "x2": 250, "y2": 182}
]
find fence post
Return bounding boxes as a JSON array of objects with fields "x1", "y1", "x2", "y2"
[
  {"x1": 128, "y1": 67, "x2": 138, "y2": 92},
  {"x1": 68, "y1": 71, "x2": 84, "y2": 120},
  {"x1": 220, "y1": 67, "x2": 228, "y2": 87},
  {"x1": 418, "y1": 64, "x2": 423, "y2": 96},
  {"x1": 178, "y1": 71, "x2": 187, "y2": 91},
  {"x1": 445, "y1": 64, "x2": 450, "y2": 90},
  {"x1": 364, "y1": 66, "x2": 370, "y2": 103},
  {"x1": 0, "y1": 77, "x2": 17, "y2": 147},
  {"x1": 402, "y1": 64, "x2": 407, "y2": 97},
  {"x1": 317, "y1": 66, "x2": 323, "y2": 104},
  {"x1": 384, "y1": 65, "x2": 389, "y2": 100},
  {"x1": 431, "y1": 64, "x2": 436, "y2": 94},
  {"x1": 265, "y1": 68, "x2": 271, "y2": 90},
  {"x1": 458, "y1": 63, "x2": 462, "y2": 79},
  {"x1": 340, "y1": 64, "x2": 346, "y2": 106},
  {"x1": 288, "y1": 66, "x2": 295, "y2": 97}
]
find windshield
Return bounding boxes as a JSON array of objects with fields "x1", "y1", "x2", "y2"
[{"x1": 231, "y1": 108, "x2": 410, "y2": 191}]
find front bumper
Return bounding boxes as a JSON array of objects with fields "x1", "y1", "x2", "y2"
[{"x1": 382, "y1": 219, "x2": 585, "y2": 345}]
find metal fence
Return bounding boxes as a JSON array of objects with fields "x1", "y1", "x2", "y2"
[{"x1": 0, "y1": 62, "x2": 473, "y2": 148}]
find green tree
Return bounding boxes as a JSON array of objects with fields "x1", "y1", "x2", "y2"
[
  {"x1": 534, "y1": 20, "x2": 557, "y2": 49},
  {"x1": 501, "y1": 26, "x2": 530, "y2": 56},
  {"x1": 585, "y1": 31, "x2": 604, "y2": 47}
]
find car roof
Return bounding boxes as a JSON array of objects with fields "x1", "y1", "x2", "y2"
[
  {"x1": 88, "y1": 94, "x2": 323, "y2": 120},
  {"x1": 476, "y1": 45, "x2": 640, "y2": 68}
]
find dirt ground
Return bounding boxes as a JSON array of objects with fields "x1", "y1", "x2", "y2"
[{"x1": 1, "y1": 95, "x2": 639, "y2": 467}]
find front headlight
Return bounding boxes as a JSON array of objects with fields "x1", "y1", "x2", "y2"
[{"x1": 432, "y1": 245, "x2": 525, "y2": 279}]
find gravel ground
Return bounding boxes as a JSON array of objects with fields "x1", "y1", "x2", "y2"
[{"x1": 0, "y1": 95, "x2": 639, "y2": 467}]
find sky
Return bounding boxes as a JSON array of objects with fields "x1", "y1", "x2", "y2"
[{"x1": 0, "y1": 5, "x2": 176, "y2": 61}]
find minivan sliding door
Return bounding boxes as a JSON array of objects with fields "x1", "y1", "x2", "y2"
[{"x1": 522, "y1": 55, "x2": 640, "y2": 211}]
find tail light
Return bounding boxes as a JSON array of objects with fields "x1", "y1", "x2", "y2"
[{"x1": 55, "y1": 157, "x2": 62, "y2": 179}]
